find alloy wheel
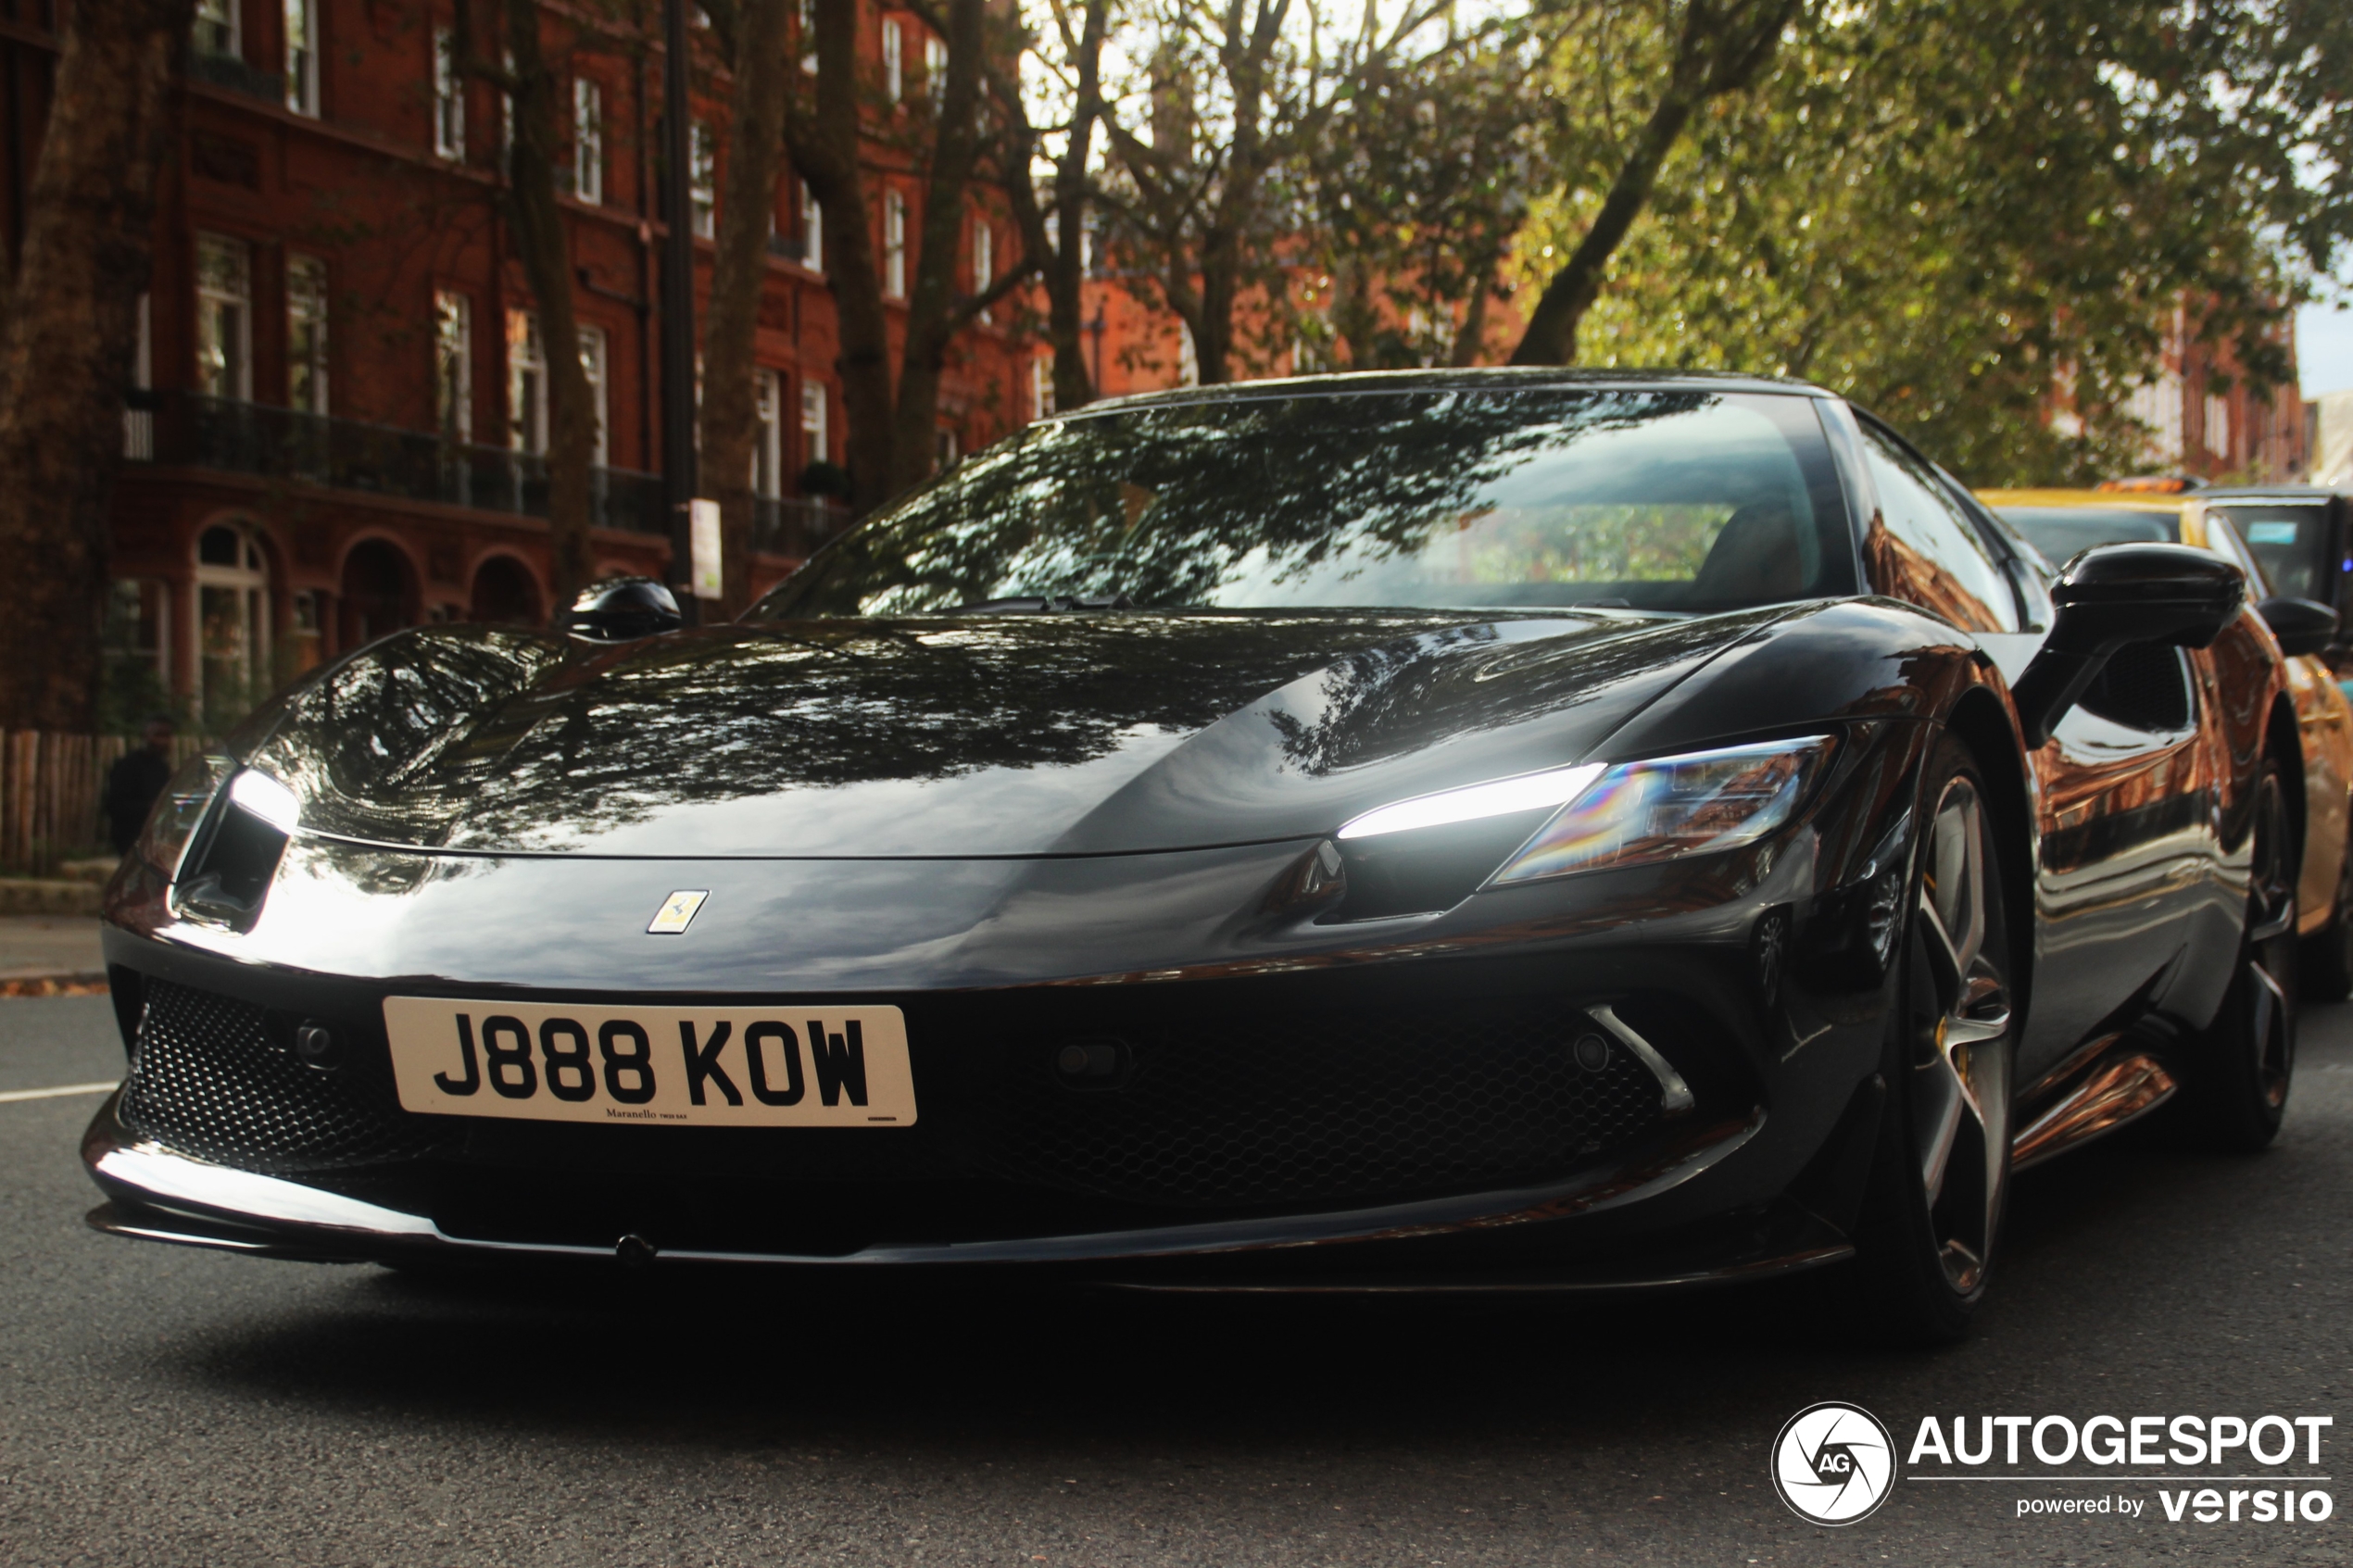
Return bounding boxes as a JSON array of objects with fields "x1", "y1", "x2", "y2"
[{"x1": 1908, "y1": 775, "x2": 2013, "y2": 1296}]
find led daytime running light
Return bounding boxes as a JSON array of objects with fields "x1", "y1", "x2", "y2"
[{"x1": 1337, "y1": 762, "x2": 1606, "y2": 842}]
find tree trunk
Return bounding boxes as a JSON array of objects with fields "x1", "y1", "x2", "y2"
[
  {"x1": 700, "y1": 0, "x2": 791, "y2": 616},
  {"x1": 500, "y1": 0, "x2": 596, "y2": 612},
  {"x1": 796, "y1": 0, "x2": 894, "y2": 514},
  {"x1": 1509, "y1": 0, "x2": 1801, "y2": 367},
  {"x1": 887, "y1": 0, "x2": 987, "y2": 498},
  {"x1": 0, "y1": 0, "x2": 193, "y2": 732}
]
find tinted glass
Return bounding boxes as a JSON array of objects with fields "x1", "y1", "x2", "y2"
[
  {"x1": 1858, "y1": 430, "x2": 2019, "y2": 632},
  {"x1": 1994, "y1": 507, "x2": 2178, "y2": 570},
  {"x1": 750, "y1": 390, "x2": 1856, "y2": 619},
  {"x1": 2212, "y1": 502, "x2": 2330, "y2": 602}
]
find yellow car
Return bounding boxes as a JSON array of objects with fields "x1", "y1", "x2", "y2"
[{"x1": 1983, "y1": 487, "x2": 2353, "y2": 996}]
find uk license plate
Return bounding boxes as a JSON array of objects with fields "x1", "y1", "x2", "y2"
[{"x1": 382, "y1": 997, "x2": 917, "y2": 1127}]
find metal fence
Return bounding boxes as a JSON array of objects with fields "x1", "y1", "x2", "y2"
[{"x1": 0, "y1": 734, "x2": 213, "y2": 877}]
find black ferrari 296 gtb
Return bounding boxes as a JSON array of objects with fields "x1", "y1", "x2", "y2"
[{"x1": 86, "y1": 370, "x2": 2305, "y2": 1340}]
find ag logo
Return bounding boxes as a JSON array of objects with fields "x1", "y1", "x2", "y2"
[{"x1": 1771, "y1": 1401, "x2": 1896, "y2": 1525}]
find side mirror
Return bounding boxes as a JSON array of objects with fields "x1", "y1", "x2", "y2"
[
  {"x1": 2258, "y1": 596, "x2": 2336, "y2": 659},
  {"x1": 562, "y1": 576, "x2": 682, "y2": 642},
  {"x1": 2012, "y1": 544, "x2": 2244, "y2": 746}
]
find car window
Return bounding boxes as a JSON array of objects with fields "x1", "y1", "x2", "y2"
[
  {"x1": 2212, "y1": 502, "x2": 2329, "y2": 603},
  {"x1": 1856, "y1": 427, "x2": 2019, "y2": 632},
  {"x1": 1993, "y1": 507, "x2": 2178, "y2": 570}
]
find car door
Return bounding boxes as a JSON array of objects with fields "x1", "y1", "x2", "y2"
[{"x1": 1852, "y1": 420, "x2": 2208, "y2": 1085}]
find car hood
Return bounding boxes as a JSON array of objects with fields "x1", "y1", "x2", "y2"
[{"x1": 246, "y1": 608, "x2": 1791, "y2": 858}]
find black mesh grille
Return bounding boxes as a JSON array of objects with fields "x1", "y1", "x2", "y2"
[
  {"x1": 119, "y1": 980, "x2": 444, "y2": 1171},
  {"x1": 975, "y1": 1003, "x2": 1667, "y2": 1209}
]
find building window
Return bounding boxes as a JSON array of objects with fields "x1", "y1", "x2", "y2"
[
  {"x1": 2205, "y1": 393, "x2": 2232, "y2": 459},
  {"x1": 124, "y1": 294, "x2": 153, "y2": 459},
  {"x1": 972, "y1": 218, "x2": 992, "y2": 320},
  {"x1": 434, "y1": 290, "x2": 472, "y2": 441},
  {"x1": 573, "y1": 77, "x2": 603, "y2": 203},
  {"x1": 195, "y1": 523, "x2": 271, "y2": 723},
  {"x1": 284, "y1": 0, "x2": 318, "y2": 113},
  {"x1": 800, "y1": 379, "x2": 828, "y2": 471},
  {"x1": 433, "y1": 26, "x2": 465, "y2": 160},
  {"x1": 195, "y1": 233, "x2": 252, "y2": 402},
  {"x1": 104, "y1": 579, "x2": 170, "y2": 702},
  {"x1": 799, "y1": 182, "x2": 824, "y2": 270},
  {"x1": 579, "y1": 324, "x2": 609, "y2": 467},
  {"x1": 195, "y1": 0, "x2": 239, "y2": 56},
  {"x1": 754, "y1": 370, "x2": 783, "y2": 496},
  {"x1": 799, "y1": 0, "x2": 816, "y2": 71},
  {"x1": 934, "y1": 425, "x2": 958, "y2": 473},
  {"x1": 925, "y1": 35, "x2": 948, "y2": 111},
  {"x1": 884, "y1": 190, "x2": 906, "y2": 299},
  {"x1": 1030, "y1": 356, "x2": 1052, "y2": 420},
  {"x1": 286, "y1": 255, "x2": 328, "y2": 415},
  {"x1": 507, "y1": 308, "x2": 547, "y2": 454},
  {"x1": 689, "y1": 120, "x2": 716, "y2": 238},
  {"x1": 882, "y1": 19, "x2": 902, "y2": 102}
]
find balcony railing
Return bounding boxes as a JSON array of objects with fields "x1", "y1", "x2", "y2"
[{"x1": 128, "y1": 392, "x2": 849, "y2": 556}]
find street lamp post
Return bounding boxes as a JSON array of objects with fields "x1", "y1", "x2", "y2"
[{"x1": 658, "y1": 0, "x2": 699, "y2": 621}]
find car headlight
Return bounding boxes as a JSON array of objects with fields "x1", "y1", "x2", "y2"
[
  {"x1": 134, "y1": 752, "x2": 234, "y2": 878},
  {"x1": 1486, "y1": 735, "x2": 1835, "y2": 886}
]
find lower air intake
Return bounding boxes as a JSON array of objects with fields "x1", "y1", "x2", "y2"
[
  {"x1": 976, "y1": 1000, "x2": 1670, "y2": 1210},
  {"x1": 118, "y1": 980, "x2": 439, "y2": 1172}
]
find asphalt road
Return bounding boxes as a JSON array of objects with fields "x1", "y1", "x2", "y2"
[{"x1": 1, "y1": 992, "x2": 2347, "y2": 1567}]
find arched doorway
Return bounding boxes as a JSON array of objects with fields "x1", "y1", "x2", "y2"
[
  {"x1": 468, "y1": 555, "x2": 542, "y2": 624},
  {"x1": 195, "y1": 521, "x2": 270, "y2": 722},
  {"x1": 339, "y1": 538, "x2": 418, "y2": 647}
]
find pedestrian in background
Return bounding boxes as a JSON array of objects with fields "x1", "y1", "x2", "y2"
[{"x1": 103, "y1": 714, "x2": 177, "y2": 853}]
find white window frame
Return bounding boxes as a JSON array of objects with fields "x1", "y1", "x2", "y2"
[
  {"x1": 284, "y1": 0, "x2": 318, "y2": 113},
  {"x1": 689, "y1": 120, "x2": 716, "y2": 239},
  {"x1": 884, "y1": 190, "x2": 907, "y2": 299},
  {"x1": 434, "y1": 290, "x2": 472, "y2": 441},
  {"x1": 925, "y1": 35, "x2": 948, "y2": 113},
  {"x1": 507, "y1": 307, "x2": 547, "y2": 455},
  {"x1": 193, "y1": 522, "x2": 271, "y2": 724},
  {"x1": 1030, "y1": 356, "x2": 1052, "y2": 421},
  {"x1": 881, "y1": 19, "x2": 902, "y2": 103},
  {"x1": 579, "y1": 324, "x2": 610, "y2": 467},
  {"x1": 433, "y1": 26, "x2": 466, "y2": 160},
  {"x1": 800, "y1": 379, "x2": 828, "y2": 470},
  {"x1": 573, "y1": 77, "x2": 603, "y2": 204},
  {"x1": 195, "y1": 232, "x2": 253, "y2": 403},
  {"x1": 799, "y1": 182, "x2": 824, "y2": 271},
  {"x1": 286, "y1": 254, "x2": 329, "y2": 415},
  {"x1": 195, "y1": 0, "x2": 239, "y2": 57},
  {"x1": 972, "y1": 218, "x2": 992, "y2": 320},
  {"x1": 754, "y1": 370, "x2": 783, "y2": 496}
]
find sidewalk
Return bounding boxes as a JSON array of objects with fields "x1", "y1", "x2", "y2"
[{"x1": 0, "y1": 915, "x2": 106, "y2": 996}]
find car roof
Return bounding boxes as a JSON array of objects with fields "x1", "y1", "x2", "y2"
[
  {"x1": 1076, "y1": 366, "x2": 1831, "y2": 418},
  {"x1": 1977, "y1": 486, "x2": 2194, "y2": 517}
]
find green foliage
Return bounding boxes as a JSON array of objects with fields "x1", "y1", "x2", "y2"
[{"x1": 1517, "y1": 0, "x2": 2343, "y2": 485}]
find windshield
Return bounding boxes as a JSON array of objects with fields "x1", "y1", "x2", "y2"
[
  {"x1": 748, "y1": 388, "x2": 1856, "y2": 620},
  {"x1": 1994, "y1": 506, "x2": 2178, "y2": 570}
]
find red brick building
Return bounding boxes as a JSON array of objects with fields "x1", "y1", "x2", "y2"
[{"x1": 0, "y1": 0, "x2": 1040, "y2": 724}]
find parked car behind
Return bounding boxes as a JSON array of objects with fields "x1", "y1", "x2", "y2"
[{"x1": 1984, "y1": 486, "x2": 2353, "y2": 995}]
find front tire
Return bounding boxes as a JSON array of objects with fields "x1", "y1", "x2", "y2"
[
  {"x1": 1851, "y1": 737, "x2": 2016, "y2": 1345},
  {"x1": 2182, "y1": 759, "x2": 2297, "y2": 1150}
]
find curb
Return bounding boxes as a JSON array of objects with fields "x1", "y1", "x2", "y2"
[{"x1": 0, "y1": 881, "x2": 104, "y2": 917}]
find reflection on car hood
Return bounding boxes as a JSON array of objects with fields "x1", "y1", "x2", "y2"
[{"x1": 246, "y1": 608, "x2": 1789, "y2": 857}]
